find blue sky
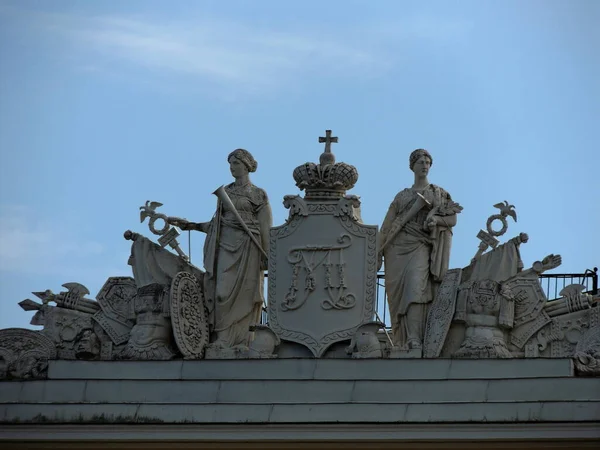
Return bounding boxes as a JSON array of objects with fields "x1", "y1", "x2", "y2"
[{"x1": 0, "y1": 0, "x2": 598, "y2": 329}]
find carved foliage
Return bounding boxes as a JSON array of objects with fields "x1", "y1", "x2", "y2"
[
  {"x1": 335, "y1": 195, "x2": 362, "y2": 222},
  {"x1": 307, "y1": 204, "x2": 337, "y2": 214},
  {"x1": 573, "y1": 324, "x2": 600, "y2": 376},
  {"x1": 283, "y1": 195, "x2": 308, "y2": 220},
  {"x1": 0, "y1": 328, "x2": 57, "y2": 380},
  {"x1": 170, "y1": 271, "x2": 209, "y2": 359},
  {"x1": 550, "y1": 307, "x2": 598, "y2": 358}
]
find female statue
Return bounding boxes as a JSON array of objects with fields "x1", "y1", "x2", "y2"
[
  {"x1": 379, "y1": 149, "x2": 461, "y2": 351},
  {"x1": 168, "y1": 149, "x2": 272, "y2": 349}
]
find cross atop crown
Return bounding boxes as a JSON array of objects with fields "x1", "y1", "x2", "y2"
[
  {"x1": 292, "y1": 128, "x2": 358, "y2": 199},
  {"x1": 318, "y1": 129, "x2": 338, "y2": 166}
]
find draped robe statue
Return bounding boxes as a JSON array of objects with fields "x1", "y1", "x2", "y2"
[
  {"x1": 380, "y1": 149, "x2": 461, "y2": 351},
  {"x1": 203, "y1": 181, "x2": 271, "y2": 348},
  {"x1": 169, "y1": 149, "x2": 272, "y2": 351}
]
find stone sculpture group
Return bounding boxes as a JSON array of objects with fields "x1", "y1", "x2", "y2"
[{"x1": 1, "y1": 130, "x2": 599, "y2": 380}]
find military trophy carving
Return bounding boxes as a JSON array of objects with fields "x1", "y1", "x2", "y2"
[
  {"x1": 1, "y1": 132, "x2": 599, "y2": 381},
  {"x1": 421, "y1": 200, "x2": 600, "y2": 372}
]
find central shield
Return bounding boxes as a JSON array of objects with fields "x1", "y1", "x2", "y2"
[{"x1": 268, "y1": 196, "x2": 378, "y2": 357}]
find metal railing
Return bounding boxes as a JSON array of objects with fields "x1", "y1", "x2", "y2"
[
  {"x1": 262, "y1": 267, "x2": 598, "y2": 328},
  {"x1": 539, "y1": 267, "x2": 598, "y2": 301}
]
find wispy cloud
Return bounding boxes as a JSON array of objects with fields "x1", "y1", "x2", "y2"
[
  {"x1": 1, "y1": 6, "x2": 470, "y2": 97},
  {"x1": 19, "y1": 11, "x2": 384, "y2": 93},
  {"x1": 0, "y1": 206, "x2": 125, "y2": 280}
]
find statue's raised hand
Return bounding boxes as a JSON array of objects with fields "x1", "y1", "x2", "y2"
[{"x1": 541, "y1": 254, "x2": 562, "y2": 271}]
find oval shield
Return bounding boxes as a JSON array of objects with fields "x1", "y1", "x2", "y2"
[{"x1": 170, "y1": 272, "x2": 209, "y2": 359}]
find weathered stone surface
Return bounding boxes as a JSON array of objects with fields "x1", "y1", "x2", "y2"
[
  {"x1": 16, "y1": 380, "x2": 86, "y2": 403},
  {"x1": 4, "y1": 400, "x2": 598, "y2": 424},
  {"x1": 485, "y1": 377, "x2": 600, "y2": 402},
  {"x1": 444, "y1": 358, "x2": 573, "y2": 379},
  {"x1": 38, "y1": 306, "x2": 100, "y2": 360},
  {"x1": 83, "y1": 380, "x2": 220, "y2": 404},
  {"x1": 49, "y1": 360, "x2": 184, "y2": 380},
  {"x1": 548, "y1": 307, "x2": 599, "y2": 358},
  {"x1": 248, "y1": 325, "x2": 280, "y2": 359},
  {"x1": 215, "y1": 380, "x2": 354, "y2": 404},
  {"x1": 1, "y1": 423, "x2": 599, "y2": 442},
  {"x1": 0, "y1": 422, "x2": 600, "y2": 442},
  {"x1": 5, "y1": 377, "x2": 597, "y2": 406},
  {"x1": 45, "y1": 358, "x2": 575, "y2": 381},
  {"x1": 181, "y1": 359, "x2": 316, "y2": 380},
  {"x1": 0, "y1": 328, "x2": 56, "y2": 380},
  {"x1": 573, "y1": 324, "x2": 600, "y2": 376}
]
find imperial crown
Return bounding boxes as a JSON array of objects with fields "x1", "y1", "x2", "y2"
[{"x1": 292, "y1": 130, "x2": 359, "y2": 199}]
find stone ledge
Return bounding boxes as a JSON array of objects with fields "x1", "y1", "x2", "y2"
[
  {"x1": 1, "y1": 423, "x2": 599, "y2": 442},
  {"x1": 2, "y1": 377, "x2": 598, "y2": 405},
  {"x1": 2, "y1": 401, "x2": 599, "y2": 424},
  {"x1": 46, "y1": 358, "x2": 574, "y2": 381}
]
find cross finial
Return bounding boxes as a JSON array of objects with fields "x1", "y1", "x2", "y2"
[
  {"x1": 318, "y1": 129, "x2": 338, "y2": 166},
  {"x1": 319, "y1": 130, "x2": 338, "y2": 153}
]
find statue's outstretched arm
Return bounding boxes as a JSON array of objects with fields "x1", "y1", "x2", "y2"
[{"x1": 166, "y1": 217, "x2": 210, "y2": 233}]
